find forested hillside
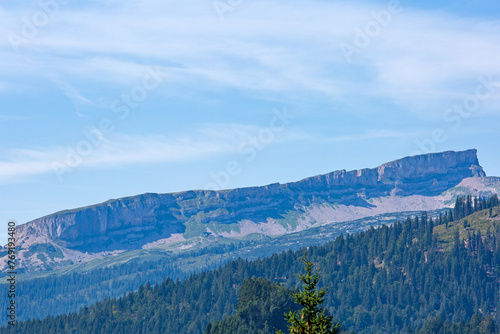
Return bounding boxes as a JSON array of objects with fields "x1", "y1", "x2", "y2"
[
  {"x1": 2, "y1": 196, "x2": 499, "y2": 333},
  {"x1": 0, "y1": 210, "x2": 423, "y2": 322},
  {"x1": 206, "y1": 279, "x2": 497, "y2": 334},
  {"x1": 413, "y1": 314, "x2": 497, "y2": 333},
  {"x1": 204, "y1": 277, "x2": 298, "y2": 334},
  {"x1": 0, "y1": 242, "x2": 245, "y2": 321}
]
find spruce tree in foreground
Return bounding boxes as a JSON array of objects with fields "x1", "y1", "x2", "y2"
[{"x1": 277, "y1": 254, "x2": 340, "y2": 334}]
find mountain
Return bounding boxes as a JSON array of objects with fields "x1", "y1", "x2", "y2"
[
  {"x1": 3, "y1": 149, "x2": 499, "y2": 273},
  {"x1": 4, "y1": 200, "x2": 500, "y2": 333}
]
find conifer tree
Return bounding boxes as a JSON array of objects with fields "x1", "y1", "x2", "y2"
[{"x1": 277, "y1": 254, "x2": 340, "y2": 334}]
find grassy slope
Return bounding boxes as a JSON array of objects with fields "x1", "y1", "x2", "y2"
[{"x1": 435, "y1": 206, "x2": 500, "y2": 251}]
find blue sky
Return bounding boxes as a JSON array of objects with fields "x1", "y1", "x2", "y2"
[{"x1": 0, "y1": 0, "x2": 499, "y2": 244}]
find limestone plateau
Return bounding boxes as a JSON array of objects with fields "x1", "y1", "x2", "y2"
[{"x1": 5, "y1": 149, "x2": 500, "y2": 271}]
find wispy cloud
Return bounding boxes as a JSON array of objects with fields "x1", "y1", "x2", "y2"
[
  {"x1": 49, "y1": 78, "x2": 95, "y2": 117},
  {"x1": 1, "y1": 0, "x2": 498, "y2": 116},
  {"x1": 0, "y1": 123, "x2": 300, "y2": 182}
]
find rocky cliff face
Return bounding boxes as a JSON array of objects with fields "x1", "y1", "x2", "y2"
[
  {"x1": 9, "y1": 149, "x2": 490, "y2": 269},
  {"x1": 288, "y1": 149, "x2": 484, "y2": 195}
]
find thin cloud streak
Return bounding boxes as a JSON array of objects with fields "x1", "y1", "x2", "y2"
[
  {"x1": 0, "y1": 1, "x2": 499, "y2": 116},
  {"x1": 0, "y1": 124, "x2": 300, "y2": 181}
]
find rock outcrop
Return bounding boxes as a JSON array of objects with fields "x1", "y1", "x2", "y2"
[{"x1": 8, "y1": 149, "x2": 490, "y2": 269}]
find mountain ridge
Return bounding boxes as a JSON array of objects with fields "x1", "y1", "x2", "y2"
[
  {"x1": 3, "y1": 149, "x2": 496, "y2": 272},
  {"x1": 28, "y1": 148, "x2": 486, "y2": 219}
]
